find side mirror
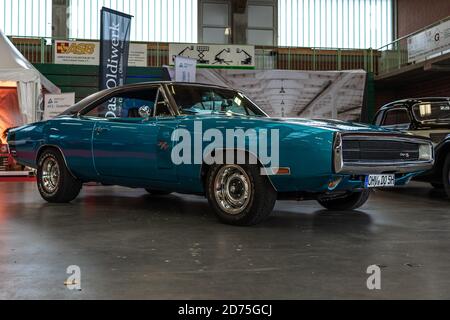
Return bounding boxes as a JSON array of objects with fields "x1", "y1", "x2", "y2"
[{"x1": 138, "y1": 105, "x2": 152, "y2": 118}]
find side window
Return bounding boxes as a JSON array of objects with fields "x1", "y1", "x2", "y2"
[
  {"x1": 212, "y1": 89, "x2": 257, "y2": 116},
  {"x1": 169, "y1": 85, "x2": 261, "y2": 116},
  {"x1": 83, "y1": 88, "x2": 158, "y2": 119},
  {"x1": 382, "y1": 108, "x2": 411, "y2": 127},
  {"x1": 154, "y1": 89, "x2": 173, "y2": 117}
]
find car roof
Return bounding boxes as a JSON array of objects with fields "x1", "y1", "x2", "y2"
[
  {"x1": 106, "y1": 81, "x2": 232, "y2": 92},
  {"x1": 60, "y1": 81, "x2": 238, "y2": 116},
  {"x1": 380, "y1": 97, "x2": 450, "y2": 110}
]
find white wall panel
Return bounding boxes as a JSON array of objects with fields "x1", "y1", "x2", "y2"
[{"x1": 278, "y1": 0, "x2": 393, "y2": 49}]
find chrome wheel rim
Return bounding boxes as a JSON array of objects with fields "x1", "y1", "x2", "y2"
[
  {"x1": 214, "y1": 165, "x2": 251, "y2": 215},
  {"x1": 41, "y1": 157, "x2": 60, "y2": 194}
]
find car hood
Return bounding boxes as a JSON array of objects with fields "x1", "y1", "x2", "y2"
[
  {"x1": 239, "y1": 118, "x2": 393, "y2": 133},
  {"x1": 190, "y1": 113, "x2": 395, "y2": 133},
  {"x1": 261, "y1": 117, "x2": 394, "y2": 133}
]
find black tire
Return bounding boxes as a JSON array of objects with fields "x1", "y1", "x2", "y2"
[
  {"x1": 317, "y1": 189, "x2": 370, "y2": 211},
  {"x1": 443, "y1": 154, "x2": 450, "y2": 199},
  {"x1": 206, "y1": 164, "x2": 277, "y2": 226},
  {"x1": 37, "y1": 148, "x2": 82, "y2": 203},
  {"x1": 430, "y1": 182, "x2": 444, "y2": 189},
  {"x1": 145, "y1": 189, "x2": 172, "y2": 196}
]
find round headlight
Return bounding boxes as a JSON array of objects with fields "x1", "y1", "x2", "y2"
[{"x1": 0, "y1": 145, "x2": 8, "y2": 153}]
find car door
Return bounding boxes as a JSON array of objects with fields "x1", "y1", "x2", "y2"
[
  {"x1": 154, "y1": 87, "x2": 179, "y2": 182},
  {"x1": 92, "y1": 118, "x2": 159, "y2": 180},
  {"x1": 90, "y1": 85, "x2": 181, "y2": 183},
  {"x1": 89, "y1": 86, "x2": 161, "y2": 181}
]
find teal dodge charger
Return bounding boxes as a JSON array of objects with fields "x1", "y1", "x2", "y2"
[{"x1": 7, "y1": 82, "x2": 434, "y2": 225}]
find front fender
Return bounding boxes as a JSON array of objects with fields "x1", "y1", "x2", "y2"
[{"x1": 270, "y1": 129, "x2": 335, "y2": 192}]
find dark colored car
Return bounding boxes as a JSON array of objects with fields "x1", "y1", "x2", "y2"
[{"x1": 373, "y1": 97, "x2": 450, "y2": 198}]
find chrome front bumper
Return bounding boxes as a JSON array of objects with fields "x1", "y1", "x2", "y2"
[{"x1": 339, "y1": 160, "x2": 434, "y2": 174}]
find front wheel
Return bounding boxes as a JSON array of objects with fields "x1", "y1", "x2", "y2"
[
  {"x1": 206, "y1": 164, "x2": 277, "y2": 226},
  {"x1": 443, "y1": 153, "x2": 450, "y2": 199},
  {"x1": 37, "y1": 148, "x2": 82, "y2": 203},
  {"x1": 317, "y1": 189, "x2": 370, "y2": 211}
]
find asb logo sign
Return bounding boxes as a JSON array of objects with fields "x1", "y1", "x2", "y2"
[
  {"x1": 54, "y1": 40, "x2": 100, "y2": 65},
  {"x1": 56, "y1": 41, "x2": 96, "y2": 55},
  {"x1": 54, "y1": 41, "x2": 147, "y2": 67}
]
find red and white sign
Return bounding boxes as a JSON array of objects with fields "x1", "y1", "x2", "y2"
[{"x1": 55, "y1": 40, "x2": 99, "y2": 65}]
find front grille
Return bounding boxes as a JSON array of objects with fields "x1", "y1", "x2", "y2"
[{"x1": 342, "y1": 139, "x2": 420, "y2": 162}]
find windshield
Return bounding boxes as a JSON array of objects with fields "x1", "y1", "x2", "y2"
[
  {"x1": 412, "y1": 101, "x2": 450, "y2": 122},
  {"x1": 168, "y1": 84, "x2": 267, "y2": 117}
]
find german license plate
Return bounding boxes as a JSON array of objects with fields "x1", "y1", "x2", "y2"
[{"x1": 365, "y1": 174, "x2": 395, "y2": 188}]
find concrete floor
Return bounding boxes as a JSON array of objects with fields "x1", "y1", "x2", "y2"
[{"x1": 0, "y1": 181, "x2": 449, "y2": 299}]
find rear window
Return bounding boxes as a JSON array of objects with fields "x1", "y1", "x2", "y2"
[
  {"x1": 412, "y1": 102, "x2": 450, "y2": 122},
  {"x1": 383, "y1": 108, "x2": 410, "y2": 126}
]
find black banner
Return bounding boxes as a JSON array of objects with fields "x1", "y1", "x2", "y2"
[
  {"x1": 0, "y1": 300, "x2": 437, "y2": 319},
  {"x1": 99, "y1": 7, "x2": 132, "y2": 117}
]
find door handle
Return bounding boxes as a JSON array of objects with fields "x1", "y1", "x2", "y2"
[{"x1": 95, "y1": 127, "x2": 110, "y2": 134}]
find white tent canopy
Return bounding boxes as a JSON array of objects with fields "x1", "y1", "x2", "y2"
[{"x1": 0, "y1": 30, "x2": 60, "y2": 123}]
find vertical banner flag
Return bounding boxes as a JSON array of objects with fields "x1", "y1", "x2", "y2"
[{"x1": 99, "y1": 7, "x2": 132, "y2": 117}]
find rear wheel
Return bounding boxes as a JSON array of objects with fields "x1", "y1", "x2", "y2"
[
  {"x1": 317, "y1": 189, "x2": 370, "y2": 211},
  {"x1": 145, "y1": 189, "x2": 172, "y2": 196},
  {"x1": 37, "y1": 149, "x2": 82, "y2": 203},
  {"x1": 206, "y1": 164, "x2": 277, "y2": 226},
  {"x1": 443, "y1": 154, "x2": 450, "y2": 199}
]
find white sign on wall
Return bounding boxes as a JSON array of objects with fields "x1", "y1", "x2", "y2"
[
  {"x1": 175, "y1": 56, "x2": 197, "y2": 82},
  {"x1": 43, "y1": 93, "x2": 76, "y2": 120},
  {"x1": 407, "y1": 19, "x2": 450, "y2": 63},
  {"x1": 169, "y1": 43, "x2": 255, "y2": 68},
  {"x1": 54, "y1": 40, "x2": 148, "y2": 67},
  {"x1": 128, "y1": 43, "x2": 148, "y2": 67}
]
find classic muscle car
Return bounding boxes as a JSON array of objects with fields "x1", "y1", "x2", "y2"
[
  {"x1": 373, "y1": 98, "x2": 450, "y2": 198},
  {"x1": 7, "y1": 82, "x2": 434, "y2": 225}
]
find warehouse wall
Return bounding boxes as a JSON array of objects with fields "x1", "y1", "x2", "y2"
[
  {"x1": 396, "y1": 74, "x2": 450, "y2": 98},
  {"x1": 33, "y1": 64, "x2": 169, "y2": 101},
  {"x1": 373, "y1": 0, "x2": 450, "y2": 116},
  {"x1": 397, "y1": 0, "x2": 450, "y2": 37},
  {"x1": 375, "y1": 72, "x2": 450, "y2": 112}
]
